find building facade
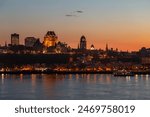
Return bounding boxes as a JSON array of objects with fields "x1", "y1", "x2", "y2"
[
  {"x1": 43, "y1": 31, "x2": 58, "y2": 47},
  {"x1": 80, "y1": 35, "x2": 87, "y2": 50},
  {"x1": 11, "y1": 33, "x2": 19, "y2": 46},
  {"x1": 25, "y1": 37, "x2": 38, "y2": 47}
]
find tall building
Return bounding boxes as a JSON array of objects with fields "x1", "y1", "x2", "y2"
[
  {"x1": 25, "y1": 37, "x2": 38, "y2": 47},
  {"x1": 43, "y1": 31, "x2": 58, "y2": 47},
  {"x1": 80, "y1": 35, "x2": 87, "y2": 50},
  {"x1": 11, "y1": 33, "x2": 19, "y2": 46}
]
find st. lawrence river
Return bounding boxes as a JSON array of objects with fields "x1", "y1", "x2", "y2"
[{"x1": 0, "y1": 74, "x2": 150, "y2": 100}]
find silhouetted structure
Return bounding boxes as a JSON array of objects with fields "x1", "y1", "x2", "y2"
[
  {"x1": 25, "y1": 37, "x2": 38, "y2": 47},
  {"x1": 80, "y1": 35, "x2": 87, "y2": 50},
  {"x1": 106, "y1": 43, "x2": 109, "y2": 52},
  {"x1": 11, "y1": 33, "x2": 19, "y2": 46}
]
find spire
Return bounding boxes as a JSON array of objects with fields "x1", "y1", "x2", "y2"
[
  {"x1": 106, "y1": 43, "x2": 108, "y2": 51},
  {"x1": 78, "y1": 43, "x2": 80, "y2": 49},
  {"x1": 5, "y1": 41, "x2": 7, "y2": 47}
]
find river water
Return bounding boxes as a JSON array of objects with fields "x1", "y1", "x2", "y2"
[{"x1": 0, "y1": 74, "x2": 150, "y2": 100}]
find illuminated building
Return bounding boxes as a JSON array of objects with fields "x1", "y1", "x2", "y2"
[
  {"x1": 11, "y1": 33, "x2": 19, "y2": 46},
  {"x1": 43, "y1": 31, "x2": 58, "y2": 47},
  {"x1": 142, "y1": 57, "x2": 150, "y2": 65},
  {"x1": 80, "y1": 35, "x2": 87, "y2": 50},
  {"x1": 90, "y1": 44, "x2": 95, "y2": 50},
  {"x1": 25, "y1": 37, "x2": 38, "y2": 47}
]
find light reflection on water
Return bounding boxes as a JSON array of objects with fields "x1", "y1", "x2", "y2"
[{"x1": 0, "y1": 74, "x2": 150, "y2": 100}]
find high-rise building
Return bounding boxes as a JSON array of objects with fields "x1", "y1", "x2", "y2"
[
  {"x1": 11, "y1": 33, "x2": 19, "y2": 46},
  {"x1": 80, "y1": 35, "x2": 87, "y2": 50},
  {"x1": 25, "y1": 37, "x2": 38, "y2": 47},
  {"x1": 43, "y1": 31, "x2": 58, "y2": 47}
]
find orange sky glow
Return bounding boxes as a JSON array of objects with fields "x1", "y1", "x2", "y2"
[{"x1": 0, "y1": 0, "x2": 150, "y2": 51}]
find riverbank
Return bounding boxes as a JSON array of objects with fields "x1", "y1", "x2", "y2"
[
  {"x1": 0, "y1": 70, "x2": 113, "y2": 74},
  {"x1": 0, "y1": 70, "x2": 150, "y2": 75}
]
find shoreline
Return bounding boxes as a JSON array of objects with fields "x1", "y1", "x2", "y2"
[
  {"x1": 0, "y1": 70, "x2": 113, "y2": 75},
  {"x1": 0, "y1": 70, "x2": 150, "y2": 75}
]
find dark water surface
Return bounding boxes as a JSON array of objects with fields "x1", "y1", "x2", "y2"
[{"x1": 0, "y1": 74, "x2": 150, "y2": 100}]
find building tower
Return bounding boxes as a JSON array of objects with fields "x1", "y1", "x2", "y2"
[
  {"x1": 11, "y1": 33, "x2": 19, "y2": 46},
  {"x1": 80, "y1": 35, "x2": 87, "y2": 50},
  {"x1": 43, "y1": 31, "x2": 58, "y2": 47}
]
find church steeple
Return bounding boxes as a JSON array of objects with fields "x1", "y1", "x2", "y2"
[{"x1": 106, "y1": 43, "x2": 108, "y2": 51}]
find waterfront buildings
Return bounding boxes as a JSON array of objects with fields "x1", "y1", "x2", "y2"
[
  {"x1": 0, "y1": 30, "x2": 150, "y2": 73},
  {"x1": 11, "y1": 33, "x2": 19, "y2": 46},
  {"x1": 141, "y1": 57, "x2": 150, "y2": 64}
]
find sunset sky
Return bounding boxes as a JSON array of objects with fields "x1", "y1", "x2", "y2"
[{"x1": 0, "y1": 0, "x2": 150, "y2": 51}]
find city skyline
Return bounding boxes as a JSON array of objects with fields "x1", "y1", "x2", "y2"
[{"x1": 0, "y1": 0, "x2": 150, "y2": 51}]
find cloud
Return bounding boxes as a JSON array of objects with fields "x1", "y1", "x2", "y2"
[
  {"x1": 65, "y1": 14, "x2": 77, "y2": 17},
  {"x1": 76, "y1": 10, "x2": 83, "y2": 13},
  {"x1": 65, "y1": 10, "x2": 84, "y2": 17}
]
